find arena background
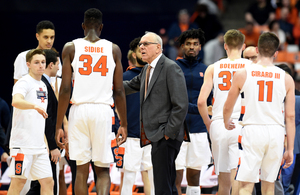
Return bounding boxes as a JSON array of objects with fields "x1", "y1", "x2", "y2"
[{"x1": 0, "y1": 0, "x2": 198, "y2": 106}]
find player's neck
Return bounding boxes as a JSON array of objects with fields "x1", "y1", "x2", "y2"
[
  {"x1": 257, "y1": 57, "x2": 274, "y2": 66},
  {"x1": 226, "y1": 49, "x2": 242, "y2": 60},
  {"x1": 29, "y1": 72, "x2": 42, "y2": 81},
  {"x1": 136, "y1": 63, "x2": 145, "y2": 67},
  {"x1": 36, "y1": 45, "x2": 46, "y2": 50},
  {"x1": 84, "y1": 30, "x2": 100, "y2": 43}
]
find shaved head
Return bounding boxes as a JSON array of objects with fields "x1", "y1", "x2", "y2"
[{"x1": 243, "y1": 46, "x2": 258, "y2": 63}]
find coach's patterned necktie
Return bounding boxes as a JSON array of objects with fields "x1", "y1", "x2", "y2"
[
  {"x1": 144, "y1": 65, "x2": 152, "y2": 99},
  {"x1": 141, "y1": 65, "x2": 152, "y2": 147}
]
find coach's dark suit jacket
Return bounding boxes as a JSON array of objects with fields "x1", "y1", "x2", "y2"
[
  {"x1": 41, "y1": 75, "x2": 59, "y2": 151},
  {"x1": 123, "y1": 54, "x2": 188, "y2": 144}
]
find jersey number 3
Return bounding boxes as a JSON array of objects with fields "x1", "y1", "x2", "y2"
[
  {"x1": 218, "y1": 71, "x2": 235, "y2": 91},
  {"x1": 79, "y1": 55, "x2": 108, "y2": 76},
  {"x1": 257, "y1": 80, "x2": 273, "y2": 102}
]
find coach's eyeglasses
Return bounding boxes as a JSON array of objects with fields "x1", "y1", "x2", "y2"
[
  {"x1": 244, "y1": 55, "x2": 257, "y2": 61},
  {"x1": 138, "y1": 42, "x2": 158, "y2": 47}
]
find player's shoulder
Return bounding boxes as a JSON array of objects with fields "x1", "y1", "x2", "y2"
[
  {"x1": 240, "y1": 58, "x2": 253, "y2": 64},
  {"x1": 14, "y1": 75, "x2": 31, "y2": 88},
  {"x1": 15, "y1": 49, "x2": 31, "y2": 60},
  {"x1": 19, "y1": 49, "x2": 31, "y2": 56},
  {"x1": 62, "y1": 41, "x2": 75, "y2": 54}
]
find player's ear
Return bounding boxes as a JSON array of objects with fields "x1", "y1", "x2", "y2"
[
  {"x1": 99, "y1": 24, "x2": 103, "y2": 32},
  {"x1": 273, "y1": 51, "x2": 278, "y2": 58},
  {"x1": 132, "y1": 52, "x2": 137, "y2": 60},
  {"x1": 82, "y1": 23, "x2": 85, "y2": 30},
  {"x1": 36, "y1": 33, "x2": 39, "y2": 41},
  {"x1": 181, "y1": 44, "x2": 184, "y2": 50},
  {"x1": 224, "y1": 43, "x2": 228, "y2": 51},
  {"x1": 242, "y1": 43, "x2": 246, "y2": 51},
  {"x1": 26, "y1": 61, "x2": 30, "y2": 68}
]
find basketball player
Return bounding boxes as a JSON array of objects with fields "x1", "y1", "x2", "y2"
[
  {"x1": 8, "y1": 49, "x2": 53, "y2": 195},
  {"x1": 14, "y1": 20, "x2": 61, "y2": 84},
  {"x1": 175, "y1": 28, "x2": 212, "y2": 195},
  {"x1": 55, "y1": 8, "x2": 127, "y2": 195},
  {"x1": 223, "y1": 32, "x2": 295, "y2": 195},
  {"x1": 10, "y1": 22, "x2": 61, "y2": 177},
  {"x1": 197, "y1": 29, "x2": 252, "y2": 195}
]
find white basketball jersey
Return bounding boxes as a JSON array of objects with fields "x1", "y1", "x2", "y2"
[
  {"x1": 212, "y1": 58, "x2": 252, "y2": 121},
  {"x1": 240, "y1": 64, "x2": 286, "y2": 126},
  {"x1": 71, "y1": 38, "x2": 115, "y2": 105}
]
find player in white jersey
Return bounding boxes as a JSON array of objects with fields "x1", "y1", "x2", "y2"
[
  {"x1": 198, "y1": 29, "x2": 252, "y2": 195},
  {"x1": 56, "y1": 8, "x2": 127, "y2": 195},
  {"x1": 223, "y1": 32, "x2": 295, "y2": 195},
  {"x1": 13, "y1": 20, "x2": 62, "y2": 85},
  {"x1": 8, "y1": 49, "x2": 54, "y2": 195}
]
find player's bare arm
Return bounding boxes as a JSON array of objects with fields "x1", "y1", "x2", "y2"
[
  {"x1": 283, "y1": 73, "x2": 295, "y2": 168},
  {"x1": 12, "y1": 93, "x2": 48, "y2": 119},
  {"x1": 56, "y1": 42, "x2": 74, "y2": 149},
  {"x1": 112, "y1": 43, "x2": 128, "y2": 146},
  {"x1": 62, "y1": 116, "x2": 69, "y2": 157},
  {"x1": 198, "y1": 64, "x2": 214, "y2": 132},
  {"x1": 223, "y1": 69, "x2": 246, "y2": 130}
]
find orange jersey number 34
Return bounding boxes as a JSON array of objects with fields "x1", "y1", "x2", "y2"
[{"x1": 79, "y1": 55, "x2": 108, "y2": 76}]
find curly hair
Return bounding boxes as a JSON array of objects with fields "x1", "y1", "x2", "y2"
[
  {"x1": 176, "y1": 28, "x2": 205, "y2": 46},
  {"x1": 129, "y1": 37, "x2": 141, "y2": 52}
]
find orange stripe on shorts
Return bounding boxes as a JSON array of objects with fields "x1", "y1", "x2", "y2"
[
  {"x1": 111, "y1": 139, "x2": 117, "y2": 148},
  {"x1": 13, "y1": 153, "x2": 24, "y2": 161},
  {"x1": 241, "y1": 106, "x2": 245, "y2": 114},
  {"x1": 112, "y1": 116, "x2": 115, "y2": 125},
  {"x1": 238, "y1": 135, "x2": 242, "y2": 144}
]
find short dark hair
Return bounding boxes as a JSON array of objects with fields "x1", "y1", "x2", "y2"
[
  {"x1": 26, "y1": 49, "x2": 46, "y2": 62},
  {"x1": 129, "y1": 37, "x2": 141, "y2": 52},
  {"x1": 177, "y1": 28, "x2": 205, "y2": 46},
  {"x1": 36, "y1": 20, "x2": 55, "y2": 34},
  {"x1": 84, "y1": 8, "x2": 102, "y2": 28},
  {"x1": 276, "y1": 63, "x2": 292, "y2": 76},
  {"x1": 258, "y1": 32, "x2": 279, "y2": 57},
  {"x1": 43, "y1": 49, "x2": 59, "y2": 68}
]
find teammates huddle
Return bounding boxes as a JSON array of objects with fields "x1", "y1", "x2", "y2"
[{"x1": 7, "y1": 7, "x2": 295, "y2": 195}]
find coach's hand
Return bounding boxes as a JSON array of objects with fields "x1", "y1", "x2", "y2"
[{"x1": 116, "y1": 126, "x2": 127, "y2": 146}]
